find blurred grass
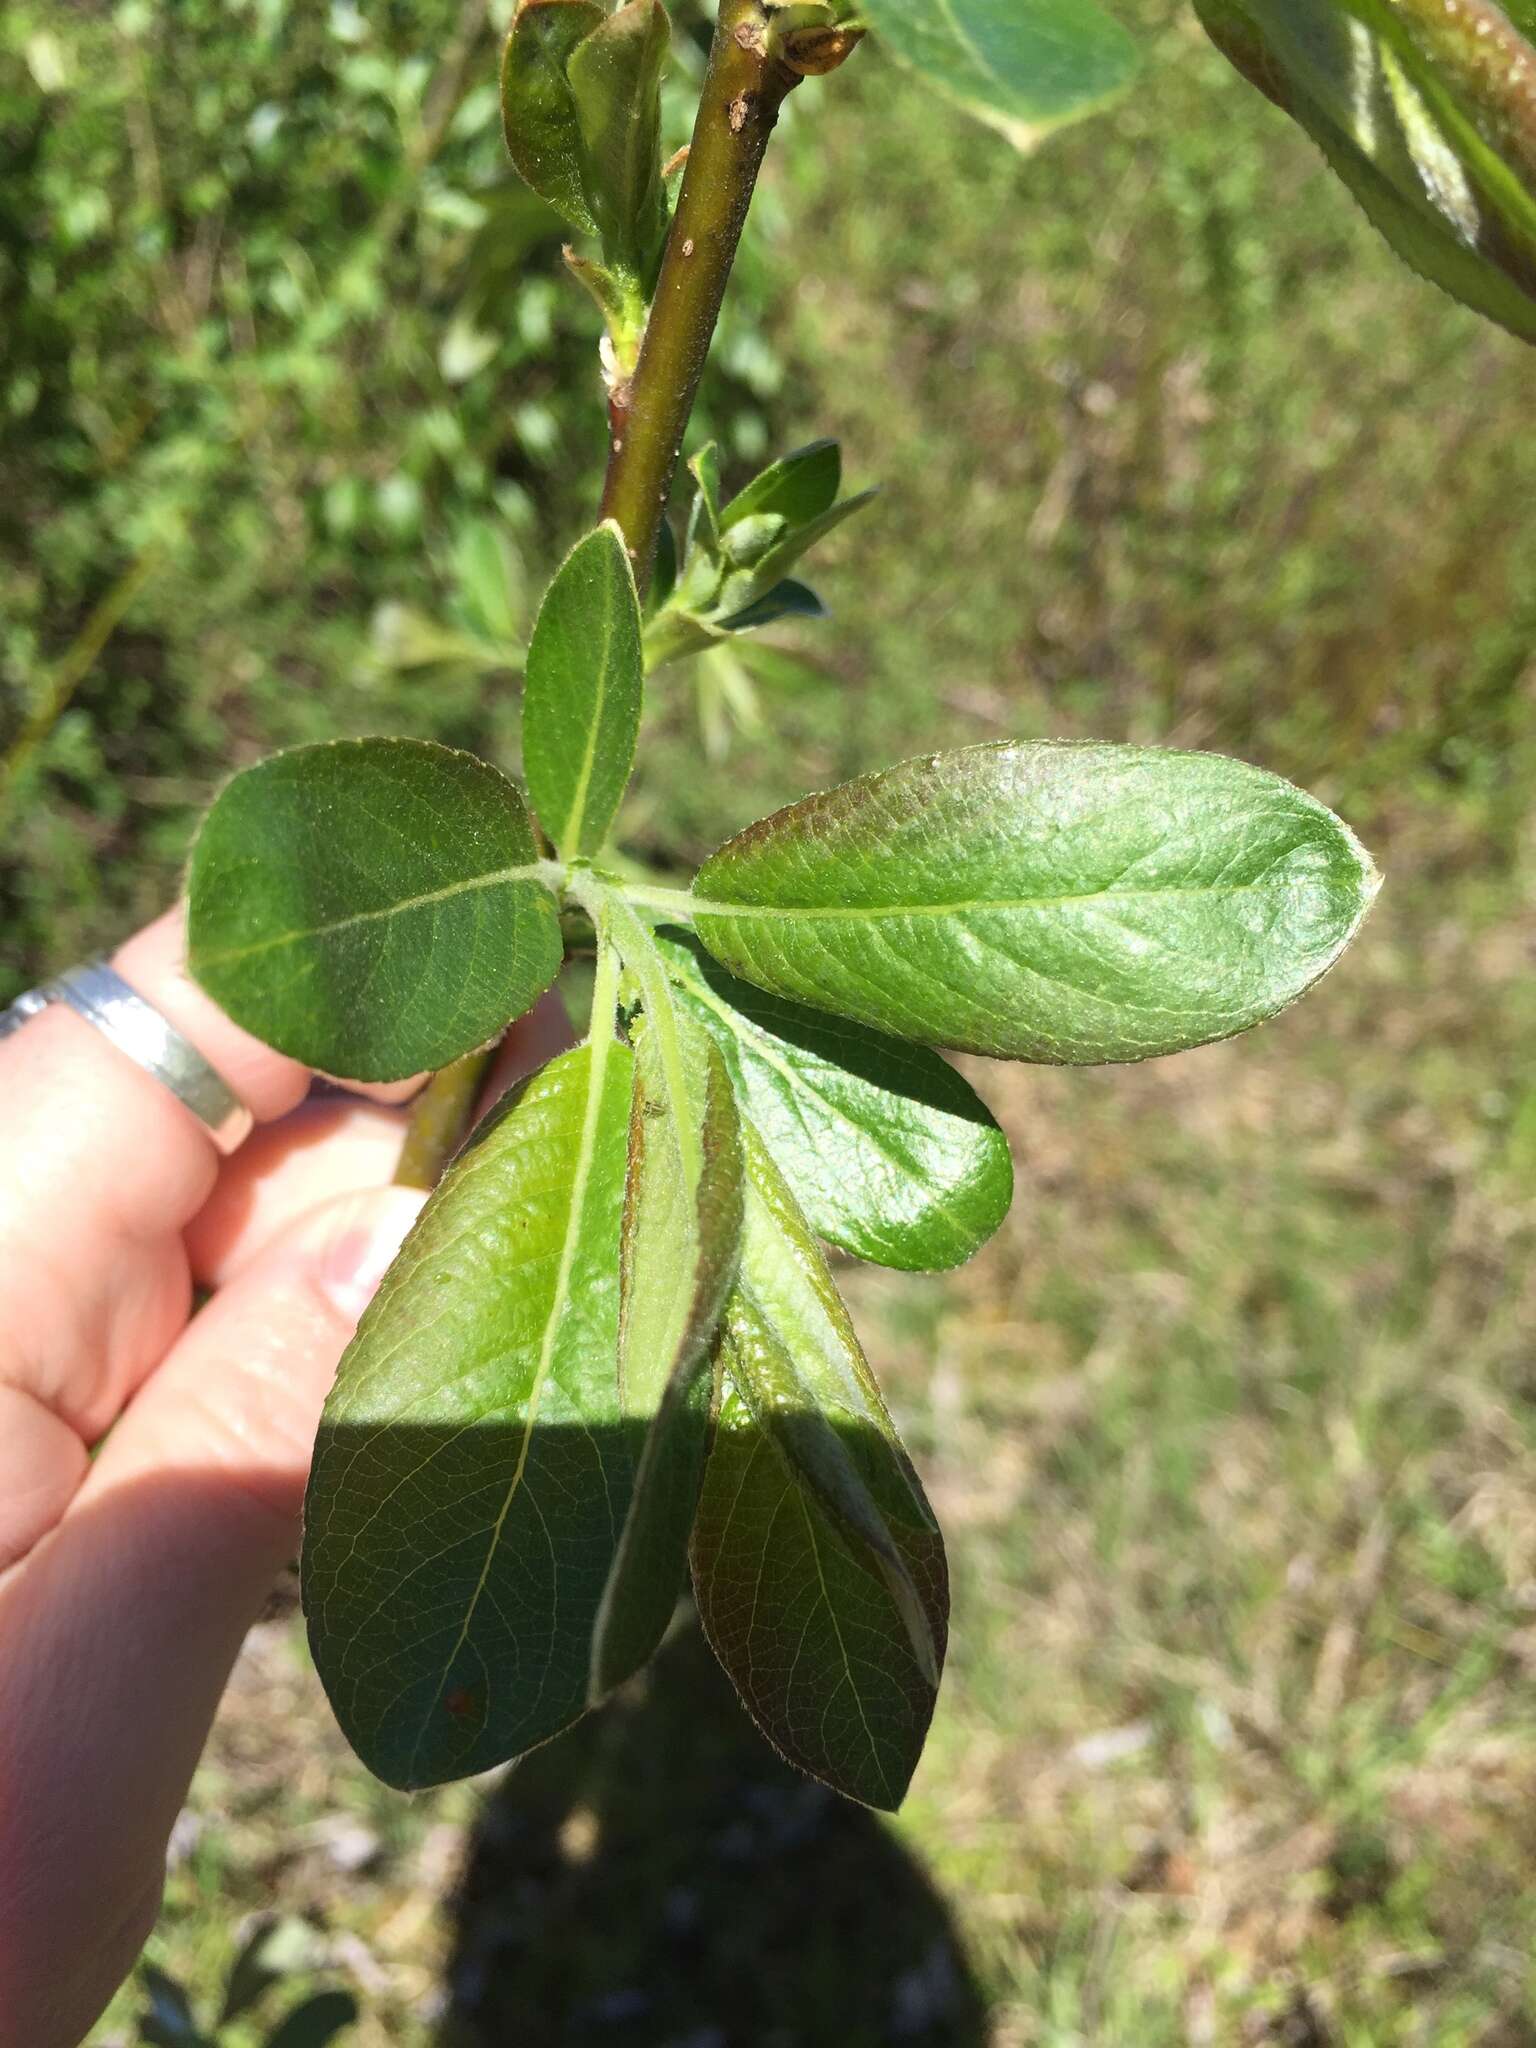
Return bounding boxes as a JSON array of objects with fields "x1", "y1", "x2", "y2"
[{"x1": 4, "y1": 0, "x2": 1535, "y2": 2042}]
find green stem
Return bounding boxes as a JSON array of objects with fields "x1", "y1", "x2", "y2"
[
  {"x1": 394, "y1": 1049, "x2": 497, "y2": 1189},
  {"x1": 397, "y1": 0, "x2": 796, "y2": 1191},
  {"x1": 0, "y1": 544, "x2": 167, "y2": 830},
  {"x1": 618, "y1": 880, "x2": 698, "y2": 923},
  {"x1": 600, "y1": 0, "x2": 801, "y2": 586}
]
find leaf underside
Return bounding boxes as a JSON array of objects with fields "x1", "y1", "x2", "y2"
[
  {"x1": 590, "y1": 1022, "x2": 744, "y2": 1696},
  {"x1": 1195, "y1": 0, "x2": 1536, "y2": 343},
  {"x1": 859, "y1": 0, "x2": 1138, "y2": 151}
]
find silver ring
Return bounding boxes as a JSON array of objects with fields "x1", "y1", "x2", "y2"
[{"x1": 1, "y1": 959, "x2": 254, "y2": 1155}]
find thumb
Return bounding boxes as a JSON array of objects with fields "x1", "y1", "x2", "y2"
[{"x1": 0, "y1": 1185, "x2": 423, "y2": 2048}]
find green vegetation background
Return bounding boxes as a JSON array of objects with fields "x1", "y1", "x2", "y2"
[{"x1": 4, "y1": 0, "x2": 1536, "y2": 2041}]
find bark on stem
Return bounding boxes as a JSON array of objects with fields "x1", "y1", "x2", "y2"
[
  {"x1": 600, "y1": 0, "x2": 801, "y2": 584},
  {"x1": 397, "y1": 0, "x2": 798, "y2": 1190}
]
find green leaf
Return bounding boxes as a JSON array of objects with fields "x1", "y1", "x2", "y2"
[
  {"x1": 691, "y1": 741, "x2": 1380, "y2": 1065},
  {"x1": 718, "y1": 488, "x2": 877, "y2": 610},
  {"x1": 139, "y1": 1966, "x2": 203, "y2": 2048},
  {"x1": 690, "y1": 1128, "x2": 948, "y2": 1810},
  {"x1": 687, "y1": 441, "x2": 723, "y2": 551},
  {"x1": 1195, "y1": 0, "x2": 1536, "y2": 343},
  {"x1": 567, "y1": 0, "x2": 671, "y2": 289},
  {"x1": 522, "y1": 522, "x2": 644, "y2": 859},
  {"x1": 858, "y1": 0, "x2": 1138, "y2": 151},
  {"x1": 187, "y1": 739, "x2": 562, "y2": 1081},
  {"x1": 718, "y1": 578, "x2": 827, "y2": 633},
  {"x1": 448, "y1": 515, "x2": 526, "y2": 649},
  {"x1": 655, "y1": 928, "x2": 1012, "y2": 1271},
  {"x1": 220, "y1": 1918, "x2": 324, "y2": 2027},
  {"x1": 264, "y1": 1991, "x2": 359, "y2": 2048},
  {"x1": 719, "y1": 512, "x2": 788, "y2": 570},
  {"x1": 589, "y1": 1011, "x2": 743, "y2": 1695},
  {"x1": 500, "y1": 0, "x2": 605, "y2": 236},
  {"x1": 720, "y1": 439, "x2": 842, "y2": 534},
  {"x1": 302, "y1": 1038, "x2": 636, "y2": 1788}
]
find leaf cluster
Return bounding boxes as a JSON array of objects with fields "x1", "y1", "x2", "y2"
[{"x1": 188, "y1": 477, "x2": 1379, "y2": 1806}]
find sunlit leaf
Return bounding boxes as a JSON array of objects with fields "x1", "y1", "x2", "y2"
[
  {"x1": 567, "y1": 0, "x2": 671, "y2": 289},
  {"x1": 719, "y1": 439, "x2": 842, "y2": 534},
  {"x1": 522, "y1": 522, "x2": 644, "y2": 858},
  {"x1": 692, "y1": 741, "x2": 1379, "y2": 1064},
  {"x1": 500, "y1": 0, "x2": 604, "y2": 235},
  {"x1": 590, "y1": 1015, "x2": 743, "y2": 1695},
  {"x1": 1196, "y1": 0, "x2": 1536, "y2": 342},
  {"x1": 859, "y1": 0, "x2": 1138, "y2": 151},
  {"x1": 656, "y1": 928, "x2": 1012, "y2": 1270},
  {"x1": 188, "y1": 739, "x2": 561, "y2": 1080}
]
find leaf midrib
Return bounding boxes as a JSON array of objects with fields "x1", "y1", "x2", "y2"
[
  {"x1": 198, "y1": 861, "x2": 549, "y2": 967},
  {"x1": 689, "y1": 866, "x2": 1330, "y2": 924},
  {"x1": 558, "y1": 572, "x2": 621, "y2": 855},
  {"x1": 408, "y1": 1030, "x2": 618, "y2": 1771}
]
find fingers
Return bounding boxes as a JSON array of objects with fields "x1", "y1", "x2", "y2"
[
  {"x1": 185, "y1": 1097, "x2": 410, "y2": 1290},
  {"x1": 0, "y1": 1185, "x2": 424, "y2": 2048},
  {"x1": 0, "y1": 1388, "x2": 89, "y2": 1574},
  {"x1": 0, "y1": 907, "x2": 417, "y2": 1435}
]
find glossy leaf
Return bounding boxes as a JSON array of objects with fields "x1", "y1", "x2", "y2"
[
  {"x1": 590, "y1": 1018, "x2": 743, "y2": 1695},
  {"x1": 859, "y1": 0, "x2": 1138, "y2": 151},
  {"x1": 500, "y1": 0, "x2": 604, "y2": 236},
  {"x1": 303, "y1": 1040, "x2": 636, "y2": 1789},
  {"x1": 656, "y1": 928, "x2": 1012, "y2": 1271},
  {"x1": 692, "y1": 741, "x2": 1379, "y2": 1065},
  {"x1": 1196, "y1": 0, "x2": 1536, "y2": 343},
  {"x1": 568, "y1": 0, "x2": 671, "y2": 288},
  {"x1": 691, "y1": 1129, "x2": 948, "y2": 1809},
  {"x1": 522, "y1": 522, "x2": 644, "y2": 858},
  {"x1": 720, "y1": 439, "x2": 842, "y2": 535},
  {"x1": 187, "y1": 738, "x2": 561, "y2": 1081}
]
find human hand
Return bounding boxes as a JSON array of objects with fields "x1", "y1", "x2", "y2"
[{"x1": 0, "y1": 909, "x2": 567, "y2": 2048}]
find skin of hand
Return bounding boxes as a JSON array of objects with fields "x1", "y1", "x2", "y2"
[{"x1": 0, "y1": 908, "x2": 569, "y2": 2048}]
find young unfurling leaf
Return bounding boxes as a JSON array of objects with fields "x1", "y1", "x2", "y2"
[
  {"x1": 719, "y1": 439, "x2": 842, "y2": 534},
  {"x1": 567, "y1": 0, "x2": 672, "y2": 292},
  {"x1": 691, "y1": 741, "x2": 1379, "y2": 1065},
  {"x1": 303, "y1": 1039, "x2": 635, "y2": 1788},
  {"x1": 501, "y1": 0, "x2": 605, "y2": 235},
  {"x1": 522, "y1": 522, "x2": 644, "y2": 859},
  {"x1": 690, "y1": 1126, "x2": 948, "y2": 1810},
  {"x1": 655, "y1": 927, "x2": 1012, "y2": 1271},
  {"x1": 187, "y1": 739, "x2": 561, "y2": 1080}
]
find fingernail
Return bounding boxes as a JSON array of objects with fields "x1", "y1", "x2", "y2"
[{"x1": 317, "y1": 1188, "x2": 427, "y2": 1325}]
